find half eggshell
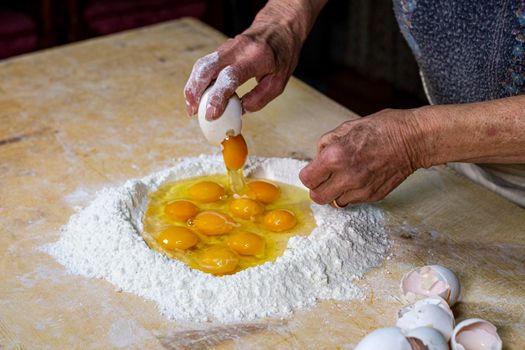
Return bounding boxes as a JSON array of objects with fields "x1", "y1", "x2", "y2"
[
  {"x1": 397, "y1": 297, "x2": 455, "y2": 341},
  {"x1": 198, "y1": 86, "x2": 242, "y2": 146},
  {"x1": 451, "y1": 318, "x2": 502, "y2": 350},
  {"x1": 401, "y1": 265, "x2": 461, "y2": 306}
]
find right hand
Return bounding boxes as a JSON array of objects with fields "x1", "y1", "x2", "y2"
[{"x1": 184, "y1": 24, "x2": 303, "y2": 120}]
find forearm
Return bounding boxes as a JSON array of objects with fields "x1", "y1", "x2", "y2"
[
  {"x1": 249, "y1": 0, "x2": 328, "y2": 42},
  {"x1": 409, "y1": 95, "x2": 525, "y2": 168}
]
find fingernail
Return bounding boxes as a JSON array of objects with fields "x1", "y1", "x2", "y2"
[
  {"x1": 185, "y1": 100, "x2": 192, "y2": 116},
  {"x1": 205, "y1": 105, "x2": 217, "y2": 121}
]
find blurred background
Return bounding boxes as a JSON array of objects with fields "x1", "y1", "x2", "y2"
[{"x1": 0, "y1": 0, "x2": 426, "y2": 115}]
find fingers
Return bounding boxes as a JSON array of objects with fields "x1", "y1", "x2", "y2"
[
  {"x1": 184, "y1": 52, "x2": 222, "y2": 116},
  {"x1": 334, "y1": 187, "x2": 379, "y2": 207},
  {"x1": 205, "y1": 64, "x2": 254, "y2": 120},
  {"x1": 241, "y1": 74, "x2": 287, "y2": 113},
  {"x1": 299, "y1": 156, "x2": 332, "y2": 191},
  {"x1": 317, "y1": 131, "x2": 341, "y2": 153},
  {"x1": 184, "y1": 32, "x2": 276, "y2": 119},
  {"x1": 308, "y1": 172, "x2": 352, "y2": 205},
  {"x1": 301, "y1": 140, "x2": 393, "y2": 206},
  {"x1": 334, "y1": 172, "x2": 405, "y2": 206},
  {"x1": 185, "y1": 51, "x2": 275, "y2": 119}
]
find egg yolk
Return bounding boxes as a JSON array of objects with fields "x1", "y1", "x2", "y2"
[
  {"x1": 247, "y1": 180, "x2": 280, "y2": 204},
  {"x1": 187, "y1": 181, "x2": 225, "y2": 203},
  {"x1": 193, "y1": 211, "x2": 235, "y2": 235},
  {"x1": 229, "y1": 198, "x2": 264, "y2": 220},
  {"x1": 222, "y1": 134, "x2": 248, "y2": 170},
  {"x1": 262, "y1": 209, "x2": 297, "y2": 232},
  {"x1": 164, "y1": 200, "x2": 198, "y2": 222},
  {"x1": 228, "y1": 231, "x2": 265, "y2": 256},
  {"x1": 156, "y1": 227, "x2": 199, "y2": 250},
  {"x1": 197, "y1": 246, "x2": 239, "y2": 275}
]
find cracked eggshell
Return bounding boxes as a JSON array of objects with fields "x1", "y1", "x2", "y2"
[
  {"x1": 198, "y1": 87, "x2": 242, "y2": 146},
  {"x1": 451, "y1": 318, "x2": 502, "y2": 350},
  {"x1": 355, "y1": 327, "x2": 412, "y2": 350},
  {"x1": 397, "y1": 297, "x2": 455, "y2": 341},
  {"x1": 405, "y1": 327, "x2": 449, "y2": 350},
  {"x1": 401, "y1": 265, "x2": 461, "y2": 306}
]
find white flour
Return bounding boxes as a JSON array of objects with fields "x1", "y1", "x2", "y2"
[{"x1": 43, "y1": 155, "x2": 390, "y2": 323}]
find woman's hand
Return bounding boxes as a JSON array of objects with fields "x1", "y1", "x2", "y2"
[
  {"x1": 299, "y1": 109, "x2": 423, "y2": 206},
  {"x1": 184, "y1": 0, "x2": 327, "y2": 120},
  {"x1": 184, "y1": 26, "x2": 301, "y2": 120},
  {"x1": 300, "y1": 95, "x2": 525, "y2": 207}
]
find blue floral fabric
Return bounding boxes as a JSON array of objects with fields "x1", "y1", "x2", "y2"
[{"x1": 393, "y1": 0, "x2": 525, "y2": 104}]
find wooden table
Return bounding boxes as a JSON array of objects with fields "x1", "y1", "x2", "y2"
[{"x1": 1, "y1": 18, "x2": 524, "y2": 349}]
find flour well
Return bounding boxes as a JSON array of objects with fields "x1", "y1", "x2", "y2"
[{"x1": 43, "y1": 155, "x2": 390, "y2": 322}]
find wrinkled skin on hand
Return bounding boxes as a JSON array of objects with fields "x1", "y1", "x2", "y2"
[
  {"x1": 299, "y1": 109, "x2": 422, "y2": 207},
  {"x1": 184, "y1": 24, "x2": 302, "y2": 120}
]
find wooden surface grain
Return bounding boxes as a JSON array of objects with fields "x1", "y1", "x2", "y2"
[{"x1": 0, "y1": 18, "x2": 524, "y2": 349}]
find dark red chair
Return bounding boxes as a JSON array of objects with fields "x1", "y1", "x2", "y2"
[
  {"x1": 81, "y1": 0, "x2": 210, "y2": 36},
  {"x1": 0, "y1": 7, "x2": 38, "y2": 59}
]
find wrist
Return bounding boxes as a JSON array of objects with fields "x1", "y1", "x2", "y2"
[{"x1": 400, "y1": 106, "x2": 443, "y2": 169}]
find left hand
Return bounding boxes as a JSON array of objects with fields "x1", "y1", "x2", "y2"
[{"x1": 299, "y1": 109, "x2": 423, "y2": 206}]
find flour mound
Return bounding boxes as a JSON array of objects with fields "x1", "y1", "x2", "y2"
[{"x1": 43, "y1": 155, "x2": 390, "y2": 322}]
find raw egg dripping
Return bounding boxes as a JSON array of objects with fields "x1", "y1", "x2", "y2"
[
  {"x1": 222, "y1": 134, "x2": 248, "y2": 171},
  {"x1": 221, "y1": 133, "x2": 248, "y2": 194}
]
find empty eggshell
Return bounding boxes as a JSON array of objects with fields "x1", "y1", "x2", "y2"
[
  {"x1": 406, "y1": 327, "x2": 449, "y2": 350},
  {"x1": 198, "y1": 86, "x2": 242, "y2": 146},
  {"x1": 451, "y1": 318, "x2": 502, "y2": 350},
  {"x1": 355, "y1": 327, "x2": 412, "y2": 350},
  {"x1": 397, "y1": 297, "x2": 455, "y2": 341},
  {"x1": 401, "y1": 265, "x2": 461, "y2": 306}
]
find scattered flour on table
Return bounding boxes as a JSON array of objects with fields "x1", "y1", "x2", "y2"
[{"x1": 42, "y1": 155, "x2": 391, "y2": 323}]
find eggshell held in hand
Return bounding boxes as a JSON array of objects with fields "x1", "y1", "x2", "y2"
[{"x1": 198, "y1": 87, "x2": 242, "y2": 146}]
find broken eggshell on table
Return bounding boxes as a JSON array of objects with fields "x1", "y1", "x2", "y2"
[
  {"x1": 354, "y1": 327, "x2": 412, "y2": 350},
  {"x1": 401, "y1": 265, "x2": 461, "y2": 306},
  {"x1": 354, "y1": 326, "x2": 448, "y2": 350},
  {"x1": 396, "y1": 297, "x2": 455, "y2": 341},
  {"x1": 405, "y1": 327, "x2": 449, "y2": 350},
  {"x1": 357, "y1": 264, "x2": 502, "y2": 349},
  {"x1": 451, "y1": 318, "x2": 502, "y2": 350},
  {"x1": 198, "y1": 86, "x2": 242, "y2": 146}
]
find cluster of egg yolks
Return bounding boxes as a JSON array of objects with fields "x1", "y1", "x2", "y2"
[
  {"x1": 193, "y1": 211, "x2": 236, "y2": 236},
  {"x1": 164, "y1": 200, "x2": 198, "y2": 222},
  {"x1": 187, "y1": 181, "x2": 225, "y2": 203},
  {"x1": 157, "y1": 227, "x2": 199, "y2": 250},
  {"x1": 228, "y1": 231, "x2": 265, "y2": 256},
  {"x1": 247, "y1": 180, "x2": 281, "y2": 204},
  {"x1": 262, "y1": 209, "x2": 298, "y2": 232},
  {"x1": 229, "y1": 198, "x2": 264, "y2": 220},
  {"x1": 197, "y1": 245, "x2": 240, "y2": 275},
  {"x1": 222, "y1": 134, "x2": 248, "y2": 170},
  {"x1": 146, "y1": 175, "x2": 307, "y2": 276}
]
